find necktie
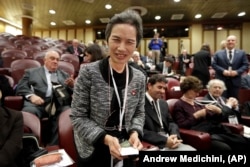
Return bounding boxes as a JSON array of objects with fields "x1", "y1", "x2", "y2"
[
  {"x1": 229, "y1": 50, "x2": 232, "y2": 61},
  {"x1": 50, "y1": 72, "x2": 58, "y2": 84}
]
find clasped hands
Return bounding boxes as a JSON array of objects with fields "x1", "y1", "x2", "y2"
[{"x1": 223, "y1": 70, "x2": 238, "y2": 77}]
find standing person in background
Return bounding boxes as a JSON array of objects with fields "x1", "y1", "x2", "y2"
[
  {"x1": 66, "y1": 39, "x2": 84, "y2": 64},
  {"x1": 70, "y1": 10, "x2": 145, "y2": 167},
  {"x1": 212, "y1": 35, "x2": 249, "y2": 98},
  {"x1": 192, "y1": 43, "x2": 212, "y2": 88},
  {"x1": 160, "y1": 36, "x2": 167, "y2": 61},
  {"x1": 148, "y1": 33, "x2": 163, "y2": 64},
  {"x1": 178, "y1": 49, "x2": 192, "y2": 76},
  {"x1": 220, "y1": 40, "x2": 227, "y2": 50}
]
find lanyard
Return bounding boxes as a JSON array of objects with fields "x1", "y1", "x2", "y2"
[
  {"x1": 152, "y1": 100, "x2": 164, "y2": 129},
  {"x1": 109, "y1": 63, "x2": 129, "y2": 131}
]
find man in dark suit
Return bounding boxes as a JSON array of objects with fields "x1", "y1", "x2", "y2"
[
  {"x1": 143, "y1": 74, "x2": 195, "y2": 150},
  {"x1": 212, "y1": 35, "x2": 249, "y2": 98},
  {"x1": 202, "y1": 79, "x2": 241, "y2": 123},
  {"x1": 66, "y1": 39, "x2": 84, "y2": 63},
  {"x1": 241, "y1": 67, "x2": 250, "y2": 89},
  {"x1": 178, "y1": 49, "x2": 192, "y2": 76},
  {"x1": 0, "y1": 88, "x2": 23, "y2": 167},
  {"x1": 16, "y1": 50, "x2": 74, "y2": 145}
]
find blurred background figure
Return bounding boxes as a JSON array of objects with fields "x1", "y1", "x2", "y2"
[
  {"x1": 66, "y1": 39, "x2": 84, "y2": 64},
  {"x1": 192, "y1": 43, "x2": 212, "y2": 88},
  {"x1": 178, "y1": 49, "x2": 192, "y2": 76},
  {"x1": 148, "y1": 33, "x2": 163, "y2": 64},
  {"x1": 83, "y1": 44, "x2": 104, "y2": 63}
]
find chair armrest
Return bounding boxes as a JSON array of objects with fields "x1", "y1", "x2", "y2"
[
  {"x1": 179, "y1": 128, "x2": 211, "y2": 150},
  {"x1": 4, "y1": 95, "x2": 24, "y2": 110},
  {"x1": 141, "y1": 141, "x2": 159, "y2": 151},
  {"x1": 241, "y1": 116, "x2": 250, "y2": 127},
  {"x1": 222, "y1": 122, "x2": 244, "y2": 135}
]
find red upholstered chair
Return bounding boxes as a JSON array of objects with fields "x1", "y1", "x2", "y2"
[
  {"x1": 10, "y1": 59, "x2": 41, "y2": 86},
  {"x1": 166, "y1": 77, "x2": 180, "y2": 90},
  {"x1": 60, "y1": 53, "x2": 80, "y2": 76},
  {"x1": 1, "y1": 49, "x2": 27, "y2": 68},
  {"x1": 166, "y1": 98, "x2": 211, "y2": 150},
  {"x1": 58, "y1": 61, "x2": 75, "y2": 77},
  {"x1": 22, "y1": 111, "x2": 42, "y2": 145},
  {"x1": 58, "y1": 108, "x2": 77, "y2": 167},
  {"x1": 33, "y1": 51, "x2": 47, "y2": 65},
  {"x1": 22, "y1": 45, "x2": 42, "y2": 59}
]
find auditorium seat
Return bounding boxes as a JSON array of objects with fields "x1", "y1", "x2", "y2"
[
  {"x1": 57, "y1": 108, "x2": 77, "y2": 167},
  {"x1": 10, "y1": 59, "x2": 41, "y2": 85},
  {"x1": 1, "y1": 49, "x2": 27, "y2": 68}
]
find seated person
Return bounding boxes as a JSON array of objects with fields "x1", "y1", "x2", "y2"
[
  {"x1": 143, "y1": 74, "x2": 196, "y2": 151},
  {"x1": 241, "y1": 68, "x2": 250, "y2": 89},
  {"x1": 172, "y1": 76, "x2": 250, "y2": 151},
  {"x1": 0, "y1": 78, "x2": 23, "y2": 167},
  {"x1": 202, "y1": 79, "x2": 241, "y2": 123},
  {"x1": 131, "y1": 51, "x2": 146, "y2": 70},
  {"x1": 15, "y1": 50, "x2": 74, "y2": 145},
  {"x1": 156, "y1": 57, "x2": 174, "y2": 77}
]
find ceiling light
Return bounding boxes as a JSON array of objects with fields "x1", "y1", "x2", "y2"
[
  {"x1": 217, "y1": 26, "x2": 223, "y2": 30},
  {"x1": 153, "y1": 28, "x2": 157, "y2": 33},
  {"x1": 238, "y1": 12, "x2": 246, "y2": 17},
  {"x1": 105, "y1": 4, "x2": 112, "y2": 9},
  {"x1": 174, "y1": 0, "x2": 181, "y2": 2},
  {"x1": 49, "y1": 9, "x2": 56, "y2": 14},
  {"x1": 62, "y1": 20, "x2": 75, "y2": 25},
  {"x1": 185, "y1": 28, "x2": 189, "y2": 31},
  {"x1": 195, "y1": 14, "x2": 202, "y2": 19},
  {"x1": 85, "y1": 20, "x2": 91, "y2": 24},
  {"x1": 155, "y1": 16, "x2": 161, "y2": 20},
  {"x1": 50, "y1": 22, "x2": 56, "y2": 26}
]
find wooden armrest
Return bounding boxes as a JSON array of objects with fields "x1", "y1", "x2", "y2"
[
  {"x1": 222, "y1": 122, "x2": 244, "y2": 135},
  {"x1": 179, "y1": 128, "x2": 211, "y2": 150}
]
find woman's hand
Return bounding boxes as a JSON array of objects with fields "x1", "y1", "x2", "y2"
[{"x1": 104, "y1": 135, "x2": 123, "y2": 160}]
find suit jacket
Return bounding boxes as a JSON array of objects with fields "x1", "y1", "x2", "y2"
[
  {"x1": 0, "y1": 107, "x2": 23, "y2": 167},
  {"x1": 178, "y1": 54, "x2": 192, "y2": 75},
  {"x1": 212, "y1": 49, "x2": 248, "y2": 87},
  {"x1": 156, "y1": 62, "x2": 173, "y2": 75},
  {"x1": 143, "y1": 97, "x2": 180, "y2": 148},
  {"x1": 66, "y1": 45, "x2": 84, "y2": 63},
  {"x1": 16, "y1": 66, "x2": 73, "y2": 108},
  {"x1": 71, "y1": 58, "x2": 145, "y2": 159},
  {"x1": 241, "y1": 74, "x2": 250, "y2": 89},
  {"x1": 203, "y1": 94, "x2": 241, "y2": 122}
]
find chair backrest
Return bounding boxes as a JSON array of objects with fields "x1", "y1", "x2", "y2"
[
  {"x1": 22, "y1": 111, "x2": 42, "y2": 144},
  {"x1": 166, "y1": 99, "x2": 179, "y2": 115},
  {"x1": 60, "y1": 53, "x2": 80, "y2": 73},
  {"x1": 33, "y1": 51, "x2": 47, "y2": 65},
  {"x1": 58, "y1": 108, "x2": 77, "y2": 166},
  {"x1": 22, "y1": 45, "x2": 42, "y2": 59},
  {"x1": 10, "y1": 59, "x2": 41, "y2": 85},
  {"x1": 1, "y1": 49, "x2": 27, "y2": 68},
  {"x1": 166, "y1": 77, "x2": 180, "y2": 90},
  {"x1": 58, "y1": 61, "x2": 75, "y2": 77}
]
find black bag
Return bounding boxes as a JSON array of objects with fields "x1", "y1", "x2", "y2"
[
  {"x1": 16, "y1": 134, "x2": 48, "y2": 167},
  {"x1": 52, "y1": 84, "x2": 71, "y2": 106}
]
